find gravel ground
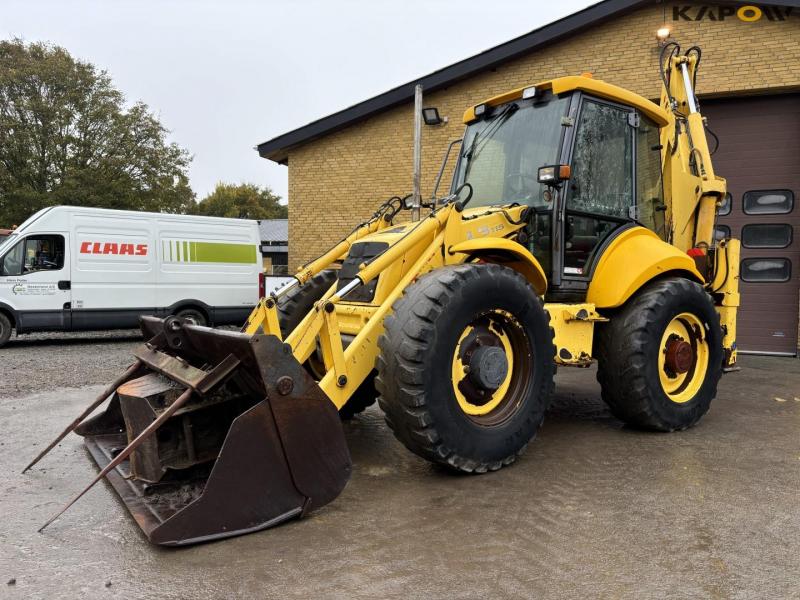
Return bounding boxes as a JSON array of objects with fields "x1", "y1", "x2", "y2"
[{"x1": 1, "y1": 330, "x2": 142, "y2": 397}]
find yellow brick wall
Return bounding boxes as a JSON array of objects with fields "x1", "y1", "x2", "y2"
[{"x1": 286, "y1": 2, "x2": 800, "y2": 269}]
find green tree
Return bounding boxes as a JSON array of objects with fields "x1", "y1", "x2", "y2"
[
  {"x1": 0, "y1": 39, "x2": 194, "y2": 226},
  {"x1": 195, "y1": 182, "x2": 287, "y2": 219}
]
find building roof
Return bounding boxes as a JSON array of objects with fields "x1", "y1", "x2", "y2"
[
  {"x1": 256, "y1": 0, "x2": 799, "y2": 164},
  {"x1": 258, "y1": 219, "x2": 288, "y2": 243}
]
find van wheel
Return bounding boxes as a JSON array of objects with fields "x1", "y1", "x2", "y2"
[
  {"x1": 175, "y1": 308, "x2": 207, "y2": 327},
  {"x1": 0, "y1": 313, "x2": 12, "y2": 348}
]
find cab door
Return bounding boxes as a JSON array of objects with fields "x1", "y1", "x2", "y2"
[
  {"x1": 560, "y1": 96, "x2": 637, "y2": 282},
  {"x1": 0, "y1": 233, "x2": 71, "y2": 331}
]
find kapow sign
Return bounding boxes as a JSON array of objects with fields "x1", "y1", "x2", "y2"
[{"x1": 673, "y1": 5, "x2": 794, "y2": 21}]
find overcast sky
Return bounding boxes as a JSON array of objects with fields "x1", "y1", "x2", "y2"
[{"x1": 4, "y1": 0, "x2": 597, "y2": 203}]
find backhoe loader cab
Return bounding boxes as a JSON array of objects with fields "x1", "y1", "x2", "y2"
[
  {"x1": 33, "y1": 44, "x2": 740, "y2": 546},
  {"x1": 454, "y1": 78, "x2": 671, "y2": 283}
]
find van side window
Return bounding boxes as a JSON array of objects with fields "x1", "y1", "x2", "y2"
[{"x1": 0, "y1": 235, "x2": 65, "y2": 276}]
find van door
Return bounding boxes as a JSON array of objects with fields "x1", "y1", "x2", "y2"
[
  {"x1": 157, "y1": 218, "x2": 260, "y2": 326},
  {"x1": 71, "y1": 213, "x2": 156, "y2": 330},
  {"x1": 0, "y1": 233, "x2": 71, "y2": 332}
]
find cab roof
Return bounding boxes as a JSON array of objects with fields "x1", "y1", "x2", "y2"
[{"x1": 462, "y1": 75, "x2": 670, "y2": 127}]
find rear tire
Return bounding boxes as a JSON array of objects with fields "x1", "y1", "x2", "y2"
[
  {"x1": 376, "y1": 264, "x2": 555, "y2": 473},
  {"x1": 0, "y1": 312, "x2": 12, "y2": 348},
  {"x1": 278, "y1": 270, "x2": 377, "y2": 419},
  {"x1": 595, "y1": 277, "x2": 723, "y2": 431}
]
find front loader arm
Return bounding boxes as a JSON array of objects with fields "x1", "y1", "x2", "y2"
[
  {"x1": 246, "y1": 201, "x2": 537, "y2": 409},
  {"x1": 242, "y1": 198, "x2": 399, "y2": 336}
]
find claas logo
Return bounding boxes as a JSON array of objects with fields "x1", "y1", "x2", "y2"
[{"x1": 80, "y1": 241, "x2": 148, "y2": 256}]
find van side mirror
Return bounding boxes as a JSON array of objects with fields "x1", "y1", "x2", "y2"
[{"x1": 538, "y1": 164, "x2": 571, "y2": 185}]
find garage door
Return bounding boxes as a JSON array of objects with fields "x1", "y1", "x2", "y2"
[{"x1": 704, "y1": 94, "x2": 800, "y2": 355}]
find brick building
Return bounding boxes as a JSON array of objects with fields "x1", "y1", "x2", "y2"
[
  {"x1": 258, "y1": 219, "x2": 288, "y2": 275},
  {"x1": 257, "y1": 0, "x2": 800, "y2": 354}
]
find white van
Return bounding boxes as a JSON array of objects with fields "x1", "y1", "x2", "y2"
[{"x1": 0, "y1": 206, "x2": 263, "y2": 347}]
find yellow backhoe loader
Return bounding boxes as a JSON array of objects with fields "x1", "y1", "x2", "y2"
[{"x1": 29, "y1": 42, "x2": 739, "y2": 545}]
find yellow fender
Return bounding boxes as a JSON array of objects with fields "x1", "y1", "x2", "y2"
[
  {"x1": 587, "y1": 227, "x2": 703, "y2": 309},
  {"x1": 449, "y1": 238, "x2": 548, "y2": 295}
]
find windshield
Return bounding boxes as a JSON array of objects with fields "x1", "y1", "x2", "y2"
[
  {"x1": 0, "y1": 233, "x2": 17, "y2": 256},
  {"x1": 454, "y1": 95, "x2": 569, "y2": 208}
]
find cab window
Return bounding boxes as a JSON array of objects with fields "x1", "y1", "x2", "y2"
[
  {"x1": 456, "y1": 95, "x2": 569, "y2": 208},
  {"x1": 635, "y1": 115, "x2": 666, "y2": 239},
  {"x1": 0, "y1": 235, "x2": 65, "y2": 276},
  {"x1": 564, "y1": 99, "x2": 633, "y2": 274}
]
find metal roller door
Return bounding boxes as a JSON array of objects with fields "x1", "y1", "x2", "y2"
[{"x1": 704, "y1": 94, "x2": 800, "y2": 355}]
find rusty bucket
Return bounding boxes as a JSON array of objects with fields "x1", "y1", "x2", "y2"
[{"x1": 42, "y1": 316, "x2": 351, "y2": 546}]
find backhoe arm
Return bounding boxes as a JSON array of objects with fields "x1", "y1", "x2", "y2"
[
  {"x1": 659, "y1": 43, "x2": 739, "y2": 369},
  {"x1": 659, "y1": 45, "x2": 726, "y2": 257}
]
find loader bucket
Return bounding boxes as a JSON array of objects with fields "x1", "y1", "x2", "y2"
[{"x1": 73, "y1": 316, "x2": 351, "y2": 546}]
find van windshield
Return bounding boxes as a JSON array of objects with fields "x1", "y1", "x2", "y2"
[{"x1": 0, "y1": 233, "x2": 18, "y2": 257}]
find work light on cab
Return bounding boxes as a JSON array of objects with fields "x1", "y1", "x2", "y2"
[{"x1": 537, "y1": 164, "x2": 571, "y2": 185}]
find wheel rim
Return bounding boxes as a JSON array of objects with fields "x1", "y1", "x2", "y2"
[
  {"x1": 450, "y1": 310, "x2": 532, "y2": 425},
  {"x1": 658, "y1": 312, "x2": 709, "y2": 404}
]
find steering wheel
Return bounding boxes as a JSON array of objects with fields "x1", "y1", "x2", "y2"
[{"x1": 504, "y1": 172, "x2": 539, "y2": 201}]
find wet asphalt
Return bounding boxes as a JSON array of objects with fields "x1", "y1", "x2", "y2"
[{"x1": 1, "y1": 337, "x2": 799, "y2": 599}]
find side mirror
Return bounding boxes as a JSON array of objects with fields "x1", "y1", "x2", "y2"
[{"x1": 537, "y1": 164, "x2": 571, "y2": 185}]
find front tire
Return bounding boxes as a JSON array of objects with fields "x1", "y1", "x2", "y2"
[
  {"x1": 376, "y1": 264, "x2": 555, "y2": 473},
  {"x1": 0, "y1": 312, "x2": 12, "y2": 348},
  {"x1": 278, "y1": 270, "x2": 377, "y2": 419},
  {"x1": 595, "y1": 277, "x2": 723, "y2": 431},
  {"x1": 277, "y1": 270, "x2": 337, "y2": 336}
]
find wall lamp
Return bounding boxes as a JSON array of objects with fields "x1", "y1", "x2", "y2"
[
  {"x1": 422, "y1": 107, "x2": 445, "y2": 126},
  {"x1": 656, "y1": 26, "x2": 671, "y2": 45}
]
